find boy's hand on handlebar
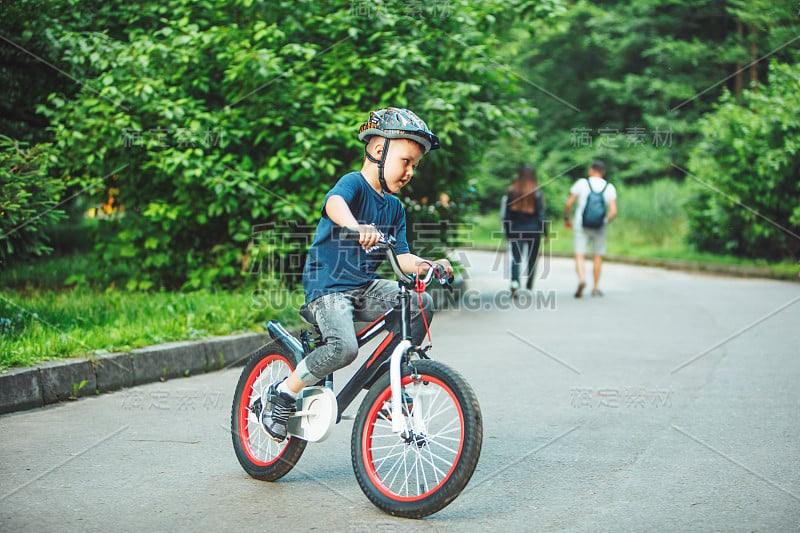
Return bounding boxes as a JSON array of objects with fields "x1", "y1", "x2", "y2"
[
  {"x1": 354, "y1": 224, "x2": 382, "y2": 251},
  {"x1": 435, "y1": 259, "x2": 454, "y2": 279},
  {"x1": 426, "y1": 259, "x2": 454, "y2": 281}
]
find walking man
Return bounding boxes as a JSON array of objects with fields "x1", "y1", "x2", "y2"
[{"x1": 564, "y1": 160, "x2": 617, "y2": 297}]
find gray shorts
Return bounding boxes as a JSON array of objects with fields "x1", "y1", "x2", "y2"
[{"x1": 574, "y1": 225, "x2": 607, "y2": 256}]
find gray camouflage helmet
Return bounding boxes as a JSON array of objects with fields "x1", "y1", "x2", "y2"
[{"x1": 357, "y1": 107, "x2": 440, "y2": 153}]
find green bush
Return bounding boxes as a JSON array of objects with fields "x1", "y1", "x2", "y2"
[
  {"x1": 686, "y1": 62, "x2": 800, "y2": 260},
  {"x1": 0, "y1": 135, "x2": 66, "y2": 266},
  {"x1": 38, "y1": 0, "x2": 537, "y2": 290}
]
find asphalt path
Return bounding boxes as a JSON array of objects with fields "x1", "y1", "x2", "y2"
[{"x1": 1, "y1": 250, "x2": 799, "y2": 532}]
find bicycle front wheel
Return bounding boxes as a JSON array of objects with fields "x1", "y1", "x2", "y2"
[{"x1": 351, "y1": 360, "x2": 482, "y2": 518}]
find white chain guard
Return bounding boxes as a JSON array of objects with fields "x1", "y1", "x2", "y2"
[{"x1": 287, "y1": 386, "x2": 337, "y2": 443}]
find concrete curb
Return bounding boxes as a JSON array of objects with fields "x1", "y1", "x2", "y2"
[
  {"x1": 0, "y1": 332, "x2": 268, "y2": 415},
  {"x1": 0, "y1": 367, "x2": 43, "y2": 413}
]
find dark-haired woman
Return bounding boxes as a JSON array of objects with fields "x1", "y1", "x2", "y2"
[{"x1": 502, "y1": 165, "x2": 546, "y2": 294}]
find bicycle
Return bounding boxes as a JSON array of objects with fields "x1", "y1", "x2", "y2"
[{"x1": 230, "y1": 229, "x2": 483, "y2": 518}]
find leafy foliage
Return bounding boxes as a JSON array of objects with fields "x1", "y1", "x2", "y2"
[
  {"x1": 479, "y1": 0, "x2": 800, "y2": 188},
  {"x1": 0, "y1": 136, "x2": 66, "y2": 265},
  {"x1": 686, "y1": 62, "x2": 800, "y2": 260},
  {"x1": 37, "y1": 0, "x2": 537, "y2": 289},
  {"x1": 0, "y1": 0, "x2": 149, "y2": 142},
  {"x1": 6, "y1": 0, "x2": 800, "y2": 276}
]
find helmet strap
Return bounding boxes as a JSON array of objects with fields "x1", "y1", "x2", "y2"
[{"x1": 364, "y1": 138, "x2": 391, "y2": 194}]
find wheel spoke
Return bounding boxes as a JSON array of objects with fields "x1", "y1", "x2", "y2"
[
  {"x1": 370, "y1": 433, "x2": 402, "y2": 439},
  {"x1": 372, "y1": 443, "x2": 406, "y2": 473},
  {"x1": 431, "y1": 418, "x2": 460, "y2": 434},
  {"x1": 419, "y1": 448, "x2": 455, "y2": 474},
  {"x1": 417, "y1": 445, "x2": 432, "y2": 493},
  {"x1": 430, "y1": 434, "x2": 461, "y2": 442},
  {"x1": 384, "y1": 448, "x2": 409, "y2": 492},
  {"x1": 415, "y1": 450, "x2": 424, "y2": 495},
  {"x1": 402, "y1": 447, "x2": 410, "y2": 496},
  {"x1": 365, "y1": 375, "x2": 466, "y2": 499},
  {"x1": 426, "y1": 437, "x2": 460, "y2": 457},
  {"x1": 420, "y1": 389, "x2": 450, "y2": 425},
  {"x1": 421, "y1": 446, "x2": 440, "y2": 488},
  {"x1": 370, "y1": 442, "x2": 407, "y2": 451}
]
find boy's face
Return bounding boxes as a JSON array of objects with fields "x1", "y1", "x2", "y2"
[{"x1": 381, "y1": 139, "x2": 424, "y2": 194}]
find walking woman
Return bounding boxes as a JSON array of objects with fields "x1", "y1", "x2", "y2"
[{"x1": 502, "y1": 165, "x2": 547, "y2": 294}]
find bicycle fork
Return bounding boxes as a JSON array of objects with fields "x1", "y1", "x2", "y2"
[{"x1": 389, "y1": 339, "x2": 412, "y2": 434}]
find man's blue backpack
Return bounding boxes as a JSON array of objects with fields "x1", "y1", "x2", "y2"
[{"x1": 582, "y1": 179, "x2": 609, "y2": 229}]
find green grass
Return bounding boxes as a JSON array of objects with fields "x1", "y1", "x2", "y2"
[
  {"x1": 0, "y1": 254, "x2": 303, "y2": 372},
  {"x1": 2, "y1": 253, "x2": 99, "y2": 290}
]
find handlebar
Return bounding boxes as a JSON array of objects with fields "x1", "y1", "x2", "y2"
[{"x1": 340, "y1": 227, "x2": 452, "y2": 289}]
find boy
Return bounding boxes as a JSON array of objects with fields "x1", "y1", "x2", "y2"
[{"x1": 262, "y1": 107, "x2": 454, "y2": 442}]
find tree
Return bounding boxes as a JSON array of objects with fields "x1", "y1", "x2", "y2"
[
  {"x1": 37, "y1": 0, "x2": 537, "y2": 289},
  {"x1": 487, "y1": 0, "x2": 799, "y2": 190},
  {"x1": 0, "y1": 0, "x2": 160, "y2": 142},
  {"x1": 686, "y1": 61, "x2": 800, "y2": 260}
]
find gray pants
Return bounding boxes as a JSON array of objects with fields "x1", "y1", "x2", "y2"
[{"x1": 302, "y1": 279, "x2": 434, "y2": 385}]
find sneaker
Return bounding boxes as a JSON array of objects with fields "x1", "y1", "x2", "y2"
[
  {"x1": 574, "y1": 281, "x2": 586, "y2": 298},
  {"x1": 261, "y1": 379, "x2": 297, "y2": 442},
  {"x1": 591, "y1": 289, "x2": 603, "y2": 297}
]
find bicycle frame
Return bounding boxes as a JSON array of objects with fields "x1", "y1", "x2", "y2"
[
  {"x1": 266, "y1": 229, "x2": 446, "y2": 431},
  {"x1": 301, "y1": 278, "x2": 421, "y2": 423}
]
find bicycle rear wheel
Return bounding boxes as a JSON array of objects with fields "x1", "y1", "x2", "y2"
[
  {"x1": 231, "y1": 343, "x2": 307, "y2": 481},
  {"x1": 351, "y1": 360, "x2": 482, "y2": 518}
]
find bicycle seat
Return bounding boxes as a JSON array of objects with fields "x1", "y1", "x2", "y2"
[{"x1": 299, "y1": 304, "x2": 317, "y2": 326}]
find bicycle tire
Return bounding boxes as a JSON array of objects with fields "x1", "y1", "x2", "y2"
[
  {"x1": 231, "y1": 343, "x2": 307, "y2": 481},
  {"x1": 351, "y1": 360, "x2": 482, "y2": 518}
]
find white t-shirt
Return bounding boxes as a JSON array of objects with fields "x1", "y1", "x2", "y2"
[{"x1": 570, "y1": 176, "x2": 617, "y2": 228}]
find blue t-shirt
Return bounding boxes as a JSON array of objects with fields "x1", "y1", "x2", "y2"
[{"x1": 303, "y1": 172, "x2": 410, "y2": 304}]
